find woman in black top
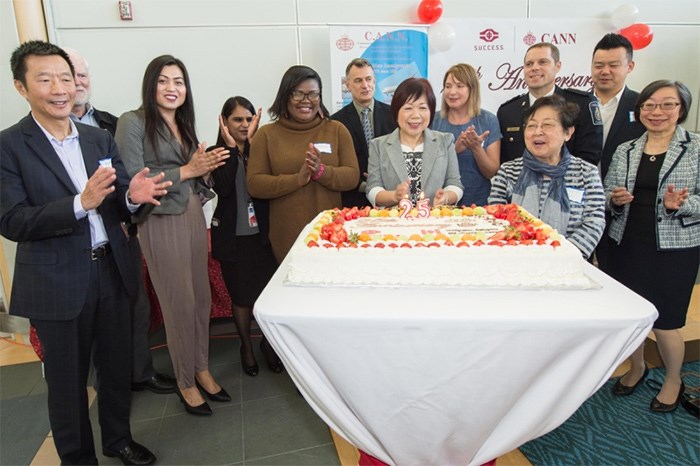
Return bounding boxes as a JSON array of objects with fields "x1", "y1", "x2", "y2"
[{"x1": 209, "y1": 96, "x2": 282, "y2": 375}]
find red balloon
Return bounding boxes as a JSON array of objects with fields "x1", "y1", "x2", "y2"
[
  {"x1": 619, "y1": 23, "x2": 654, "y2": 50},
  {"x1": 417, "y1": 0, "x2": 443, "y2": 24}
]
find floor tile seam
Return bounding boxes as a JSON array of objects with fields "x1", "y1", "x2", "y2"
[
  {"x1": 242, "y1": 442, "x2": 335, "y2": 462},
  {"x1": 240, "y1": 391, "x2": 299, "y2": 405},
  {"x1": 239, "y1": 389, "x2": 247, "y2": 463}
]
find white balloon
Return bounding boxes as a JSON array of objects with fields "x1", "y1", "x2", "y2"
[
  {"x1": 611, "y1": 3, "x2": 640, "y2": 29},
  {"x1": 429, "y1": 22, "x2": 456, "y2": 53}
]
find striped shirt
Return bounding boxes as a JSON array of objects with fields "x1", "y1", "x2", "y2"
[{"x1": 489, "y1": 157, "x2": 606, "y2": 258}]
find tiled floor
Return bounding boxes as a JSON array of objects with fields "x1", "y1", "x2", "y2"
[{"x1": 1, "y1": 329, "x2": 340, "y2": 466}]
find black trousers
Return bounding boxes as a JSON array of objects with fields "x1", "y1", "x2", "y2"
[
  {"x1": 128, "y1": 237, "x2": 156, "y2": 383},
  {"x1": 32, "y1": 253, "x2": 132, "y2": 465}
]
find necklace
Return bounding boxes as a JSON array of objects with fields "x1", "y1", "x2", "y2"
[{"x1": 649, "y1": 155, "x2": 656, "y2": 162}]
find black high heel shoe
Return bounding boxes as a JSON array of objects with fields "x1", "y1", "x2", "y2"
[
  {"x1": 260, "y1": 339, "x2": 284, "y2": 373},
  {"x1": 195, "y1": 380, "x2": 232, "y2": 403},
  {"x1": 176, "y1": 389, "x2": 212, "y2": 416},
  {"x1": 240, "y1": 346, "x2": 259, "y2": 377},
  {"x1": 612, "y1": 365, "x2": 649, "y2": 396},
  {"x1": 650, "y1": 382, "x2": 685, "y2": 413}
]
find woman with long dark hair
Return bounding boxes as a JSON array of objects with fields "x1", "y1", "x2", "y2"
[
  {"x1": 115, "y1": 55, "x2": 231, "y2": 416},
  {"x1": 209, "y1": 96, "x2": 281, "y2": 375}
]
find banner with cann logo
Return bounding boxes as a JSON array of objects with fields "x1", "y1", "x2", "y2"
[
  {"x1": 329, "y1": 25, "x2": 428, "y2": 114},
  {"x1": 427, "y1": 19, "x2": 611, "y2": 114}
]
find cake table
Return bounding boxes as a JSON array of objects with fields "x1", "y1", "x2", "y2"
[{"x1": 253, "y1": 261, "x2": 657, "y2": 466}]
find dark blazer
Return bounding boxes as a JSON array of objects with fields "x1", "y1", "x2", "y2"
[
  {"x1": 92, "y1": 107, "x2": 119, "y2": 136},
  {"x1": 0, "y1": 115, "x2": 138, "y2": 320},
  {"x1": 497, "y1": 86, "x2": 603, "y2": 166},
  {"x1": 208, "y1": 143, "x2": 270, "y2": 262},
  {"x1": 331, "y1": 100, "x2": 396, "y2": 207},
  {"x1": 598, "y1": 87, "x2": 645, "y2": 180}
]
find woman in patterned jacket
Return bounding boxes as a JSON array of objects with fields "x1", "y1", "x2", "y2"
[
  {"x1": 489, "y1": 95, "x2": 605, "y2": 258},
  {"x1": 605, "y1": 80, "x2": 699, "y2": 413}
]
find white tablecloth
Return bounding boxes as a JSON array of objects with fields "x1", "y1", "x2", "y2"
[{"x1": 254, "y1": 262, "x2": 657, "y2": 466}]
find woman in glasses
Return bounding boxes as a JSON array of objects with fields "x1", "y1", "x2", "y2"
[
  {"x1": 208, "y1": 97, "x2": 281, "y2": 375},
  {"x1": 604, "y1": 80, "x2": 699, "y2": 412},
  {"x1": 488, "y1": 94, "x2": 605, "y2": 259},
  {"x1": 247, "y1": 65, "x2": 359, "y2": 262}
]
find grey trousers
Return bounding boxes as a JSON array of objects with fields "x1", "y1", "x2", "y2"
[{"x1": 139, "y1": 193, "x2": 212, "y2": 388}]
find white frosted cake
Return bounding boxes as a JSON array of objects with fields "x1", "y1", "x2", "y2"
[{"x1": 285, "y1": 205, "x2": 591, "y2": 288}]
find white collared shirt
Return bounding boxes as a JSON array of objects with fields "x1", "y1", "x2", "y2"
[
  {"x1": 33, "y1": 115, "x2": 109, "y2": 247},
  {"x1": 594, "y1": 86, "x2": 627, "y2": 146},
  {"x1": 528, "y1": 88, "x2": 556, "y2": 106}
]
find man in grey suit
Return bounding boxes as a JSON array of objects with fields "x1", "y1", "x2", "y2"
[
  {"x1": 66, "y1": 48, "x2": 177, "y2": 395},
  {"x1": 0, "y1": 41, "x2": 170, "y2": 465},
  {"x1": 590, "y1": 33, "x2": 645, "y2": 270},
  {"x1": 331, "y1": 58, "x2": 396, "y2": 207}
]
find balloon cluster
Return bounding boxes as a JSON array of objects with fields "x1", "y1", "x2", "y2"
[
  {"x1": 417, "y1": 0, "x2": 455, "y2": 53},
  {"x1": 610, "y1": 3, "x2": 653, "y2": 50}
]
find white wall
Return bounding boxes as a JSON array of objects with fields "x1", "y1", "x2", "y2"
[{"x1": 24, "y1": 0, "x2": 697, "y2": 141}]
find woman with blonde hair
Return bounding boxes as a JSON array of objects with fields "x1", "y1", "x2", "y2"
[{"x1": 432, "y1": 63, "x2": 501, "y2": 206}]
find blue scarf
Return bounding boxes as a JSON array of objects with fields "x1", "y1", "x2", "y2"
[{"x1": 512, "y1": 147, "x2": 572, "y2": 234}]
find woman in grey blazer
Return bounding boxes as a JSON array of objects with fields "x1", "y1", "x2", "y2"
[
  {"x1": 604, "y1": 80, "x2": 700, "y2": 413},
  {"x1": 366, "y1": 78, "x2": 463, "y2": 207},
  {"x1": 115, "y1": 55, "x2": 231, "y2": 416}
]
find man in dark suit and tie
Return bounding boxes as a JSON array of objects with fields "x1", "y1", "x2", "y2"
[
  {"x1": 497, "y1": 42, "x2": 603, "y2": 166},
  {"x1": 0, "y1": 41, "x2": 170, "y2": 465},
  {"x1": 331, "y1": 58, "x2": 396, "y2": 207},
  {"x1": 66, "y1": 48, "x2": 177, "y2": 396},
  {"x1": 590, "y1": 33, "x2": 646, "y2": 270}
]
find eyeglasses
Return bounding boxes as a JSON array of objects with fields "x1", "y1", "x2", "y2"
[
  {"x1": 524, "y1": 122, "x2": 560, "y2": 132},
  {"x1": 640, "y1": 102, "x2": 681, "y2": 112},
  {"x1": 231, "y1": 117, "x2": 254, "y2": 123},
  {"x1": 290, "y1": 90, "x2": 321, "y2": 102}
]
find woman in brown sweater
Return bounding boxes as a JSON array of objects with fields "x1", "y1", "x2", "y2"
[{"x1": 247, "y1": 65, "x2": 359, "y2": 262}]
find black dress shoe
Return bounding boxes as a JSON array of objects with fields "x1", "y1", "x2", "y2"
[
  {"x1": 176, "y1": 389, "x2": 212, "y2": 416},
  {"x1": 240, "y1": 346, "x2": 259, "y2": 377},
  {"x1": 132, "y1": 373, "x2": 177, "y2": 394},
  {"x1": 196, "y1": 380, "x2": 232, "y2": 402},
  {"x1": 612, "y1": 366, "x2": 649, "y2": 396},
  {"x1": 261, "y1": 339, "x2": 284, "y2": 373},
  {"x1": 650, "y1": 382, "x2": 685, "y2": 413},
  {"x1": 103, "y1": 441, "x2": 156, "y2": 465}
]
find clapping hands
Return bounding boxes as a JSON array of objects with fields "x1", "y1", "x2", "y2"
[
  {"x1": 183, "y1": 143, "x2": 230, "y2": 180},
  {"x1": 455, "y1": 126, "x2": 490, "y2": 153}
]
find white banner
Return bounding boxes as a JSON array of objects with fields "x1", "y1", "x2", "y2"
[
  {"x1": 329, "y1": 25, "x2": 428, "y2": 114},
  {"x1": 428, "y1": 19, "x2": 612, "y2": 114}
]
